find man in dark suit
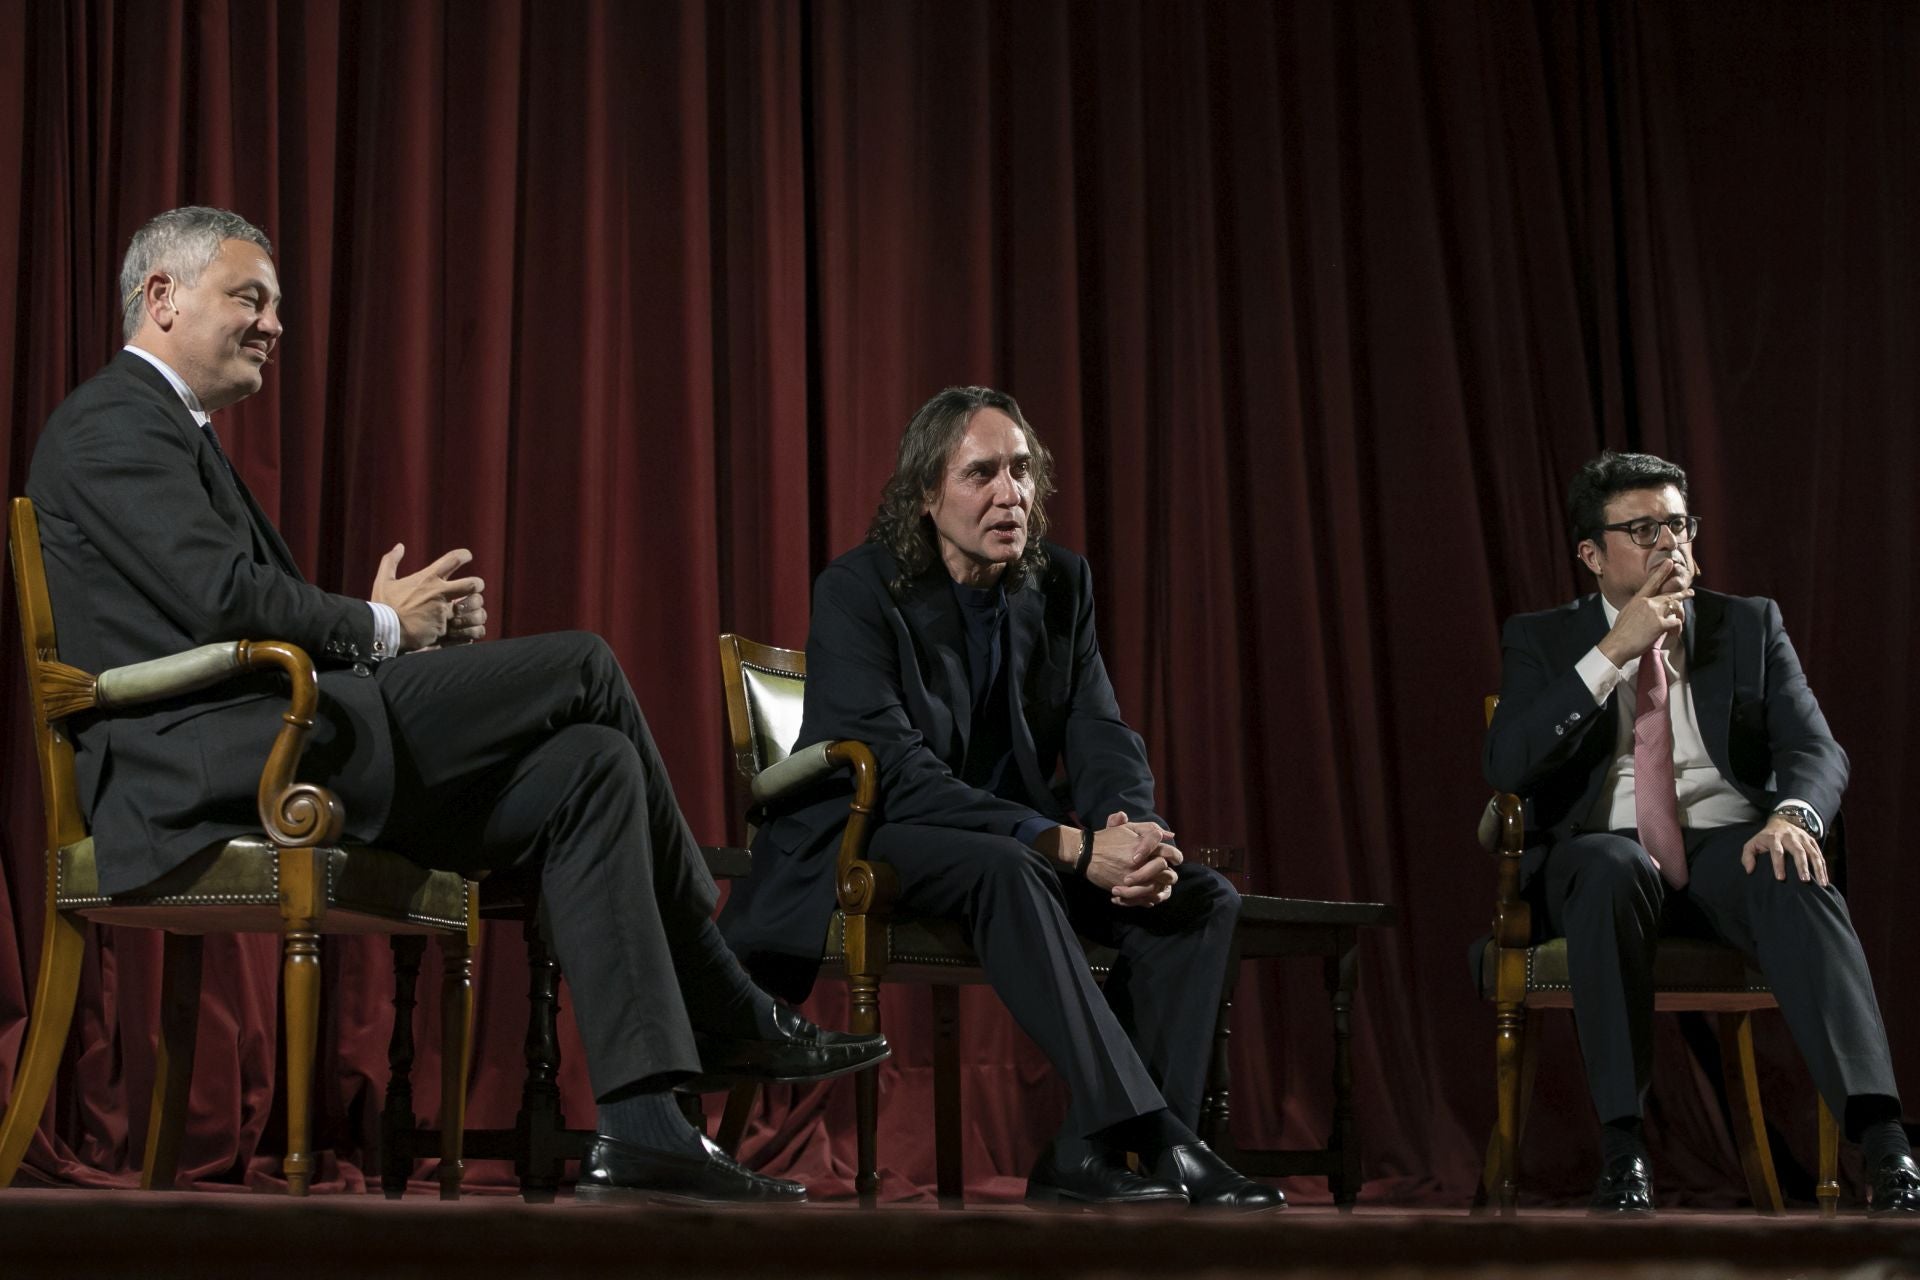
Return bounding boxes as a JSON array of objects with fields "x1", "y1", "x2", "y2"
[
  {"x1": 722, "y1": 385, "x2": 1279, "y2": 1210},
  {"x1": 28, "y1": 206, "x2": 885, "y2": 1203},
  {"x1": 1485, "y1": 449, "x2": 1917, "y2": 1214}
]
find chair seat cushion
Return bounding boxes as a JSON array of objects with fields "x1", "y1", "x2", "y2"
[
  {"x1": 822, "y1": 909, "x2": 1117, "y2": 983},
  {"x1": 1479, "y1": 936, "x2": 1774, "y2": 1010},
  {"x1": 56, "y1": 835, "x2": 471, "y2": 934}
]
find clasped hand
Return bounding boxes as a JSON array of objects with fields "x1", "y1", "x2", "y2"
[
  {"x1": 1083, "y1": 810, "x2": 1180, "y2": 908},
  {"x1": 371, "y1": 543, "x2": 488, "y2": 651}
]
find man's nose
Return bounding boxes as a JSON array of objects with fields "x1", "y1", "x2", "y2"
[
  {"x1": 258, "y1": 302, "x2": 284, "y2": 337},
  {"x1": 990, "y1": 472, "x2": 1019, "y2": 504}
]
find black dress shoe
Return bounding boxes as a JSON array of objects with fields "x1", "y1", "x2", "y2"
[
  {"x1": 1588, "y1": 1154, "x2": 1654, "y2": 1215},
  {"x1": 689, "y1": 1003, "x2": 890, "y2": 1087},
  {"x1": 1151, "y1": 1141, "x2": 1286, "y2": 1212},
  {"x1": 1025, "y1": 1146, "x2": 1188, "y2": 1208},
  {"x1": 1868, "y1": 1154, "x2": 1920, "y2": 1214},
  {"x1": 575, "y1": 1133, "x2": 807, "y2": 1205}
]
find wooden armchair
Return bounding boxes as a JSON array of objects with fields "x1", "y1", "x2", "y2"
[
  {"x1": 0, "y1": 497, "x2": 479, "y2": 1197},
  {"x1": 1476, "y1": 695, "x2": 1840, "y2": 1216},
  {"x1": 715, "y1": 633, "x2": 1118, "y2": 1207}
]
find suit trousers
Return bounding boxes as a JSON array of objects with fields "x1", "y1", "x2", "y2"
[
  {"x1": 1539, "y1": 821, "x2": 1899, "y2": 1125},
  {"x1": 868, "y1": 824, "x2": 1241, "y2": 1139},
  {"x1": 365, "y1": 631, "x2": 721, "y2": 1098}
]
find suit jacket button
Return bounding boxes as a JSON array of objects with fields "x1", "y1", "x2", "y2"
[
  {"x1": 1554, "y1": 726, "x2": 1565, "y2": 737},
  {"x1": 353, "y1": 661, "x2": 372, "y2": 677}
]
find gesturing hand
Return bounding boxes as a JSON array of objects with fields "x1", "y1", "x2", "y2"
[
  {"x1": 371, "y1": 543, "x2": 486, "y2": 651},
  {"x1": 1597, "y1": 558, "x2": 1693, "y2": 667},
  {"x1": 1085, "y1": 810, "x2": 1181, "y2": 908}
]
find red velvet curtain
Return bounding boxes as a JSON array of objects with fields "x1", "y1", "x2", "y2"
[{"x1": 1, "y1": 0, "x2": 1913, "y2": 1203}]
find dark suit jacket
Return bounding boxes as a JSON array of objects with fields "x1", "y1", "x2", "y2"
[
  {"x1": 721, "y1": 540, "x2": 1164, "y2": 970},
  {"x1": 1483, "y1": 588, "x2": 1848, "y2": 885},
  {"x1": 27, "y1": 351, "x2": 395, "y2": 894}
]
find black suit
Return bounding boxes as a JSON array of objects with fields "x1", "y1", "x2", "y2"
[
  {"x1": 722, "y1": 541, "x2": 1239, "y2": 1138},
  {"x1": 28, "y1": 351, "x2": 721, "y2": 1097},
  {"x1": 1485, "y1": 588, "x2": 1897, "y2": 1123}
]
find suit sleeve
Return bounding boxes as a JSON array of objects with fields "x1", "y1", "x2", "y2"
[
  {"x1": 1483, "y1": 614, "x2": 1610, "y2": 795},
  {"x1": 47, "y1": 390, "x2": 376, "y2": 658},
  {"x1": 1759, "y1": 599, "x2": 1848, "y2": 822},
  {"x1": 803, "y1": 563, "x2": 1044, "y2": 837},
  {"x1": 1059, "y1": 556, "x2": 1164, "y2": 830}
]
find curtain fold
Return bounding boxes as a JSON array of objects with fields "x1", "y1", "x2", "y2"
[{"x1": 0, "y1": 0, "x2": 1912, "y2": 1204}]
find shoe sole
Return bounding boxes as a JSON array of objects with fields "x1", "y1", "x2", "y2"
[
  {"x1": 1025, "y1": 1186, "x2": 1187, "y2": 1210},
  {"x1": 679, "y1": 1046, "x2": 892, "y2": 1093},
  {"x1": 574, "y1": 1183, "x2": 807, "y2": 1207}
]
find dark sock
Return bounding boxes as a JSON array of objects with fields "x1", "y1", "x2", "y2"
[
  {"x1": 676, "y1": 919, "x2": 776, "y2": 1038},
  {"x1": 596, "y1": 1087, "x2": 707, "y2": 1156},
  {"x1": 1848, "y1": 1095, "x2": 1912, "y2": 1169},
  {"x1": 1600, "y1": 1116, "x2": 1647, "y2": 1167},
  {"x1": 1094, "y1": 1108, "x2": 1199, "y2": 1158}
]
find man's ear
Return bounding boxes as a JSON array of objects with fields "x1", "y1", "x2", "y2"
[
  {"x1": 141, "y1": 274, "x2": 176, "y2": 331},
  {"x1": 1575, "y1": 538, "x2": 1603, "y2": 576}
]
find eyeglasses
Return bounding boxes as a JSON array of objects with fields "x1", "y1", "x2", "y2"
[{"x1": 1594, "y1": 514, "x2": 1701, "y2": 547}]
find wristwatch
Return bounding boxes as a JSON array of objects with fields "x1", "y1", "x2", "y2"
[{"x1": 1772, "y1": 802, "x2": 1824, "y2": 841}]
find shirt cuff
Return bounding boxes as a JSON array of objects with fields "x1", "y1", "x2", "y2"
[
  {"x1": 368, "y1": 602, "x2": 401, "y2": 657},
  {"x1": 1576, "y1": 645, "x2": 1623, "y2": 705},
  {"x1": 1014, "y1": 816, "x2": 1061, "y2": 849}
]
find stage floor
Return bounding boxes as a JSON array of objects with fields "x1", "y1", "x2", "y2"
[{"x1": 3, "y1": 1189, "x2": 1919, "y2": 1279}]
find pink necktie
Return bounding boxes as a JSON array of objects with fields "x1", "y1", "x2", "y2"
[{"x1": 1633, "y1": 635, "x2": 1689, "y2": 889}]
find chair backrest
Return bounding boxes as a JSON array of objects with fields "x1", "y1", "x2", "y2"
[
  {"x1": 10, "y1": 497, "x2": 92, "y2": 858},
  {"x1": 716, "y1": 633, "x2": 807, "y2": 781}
]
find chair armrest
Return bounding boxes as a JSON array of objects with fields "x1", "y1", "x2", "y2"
[
  {"x1": 48, "y1": 639, "x2": 343, "y2": 849},
  {"x1": 751, "y1": 739, "x2": 896, "y2": 919},
  {"x1": 1488, "y1": 791, "x2": 1529, "y2": 950},
  {"x1": 750, "y1": 741, "x2": 851, "y2": 807},
  {"x1": 94, "y1": 641, "x2": 251, "y2": 708}
]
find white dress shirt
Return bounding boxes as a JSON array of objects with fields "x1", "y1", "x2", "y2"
[
  {"x1": 1575, "y1": 595, "x2": 1806, "y2": 833},
  {"x1": 124, "y1": 345, "x2": 400, "y2": 654}
]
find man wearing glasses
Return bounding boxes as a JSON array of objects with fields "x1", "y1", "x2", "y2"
[{"x1": 1485, "y1": 450, "x2": 1916, "y2": 1215}]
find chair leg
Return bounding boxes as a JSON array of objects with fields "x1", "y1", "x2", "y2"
[
  {"x1": 1717, "y1": 1010, "x2": 1784, "y2": 1215},
  {"x1": 281, "y1": 929, "x2": 323, "y2": 1196},
  {"x1": 932, "y1": 983, "x2": 963, "y2": 1209},
  {"x1": 437, "y1": 925, "x2": 475, "y2": 1201},
  {"x1": 381, "y1": 935, "x2": 426, "y2": 1199},
  {"x1": 0, "y1": 910, "x2": 87, "y2": 1188},
  {"x1": 1326, "y1": 929, "x2": 1360, "y2": 1209},
  {"x1": 515, "y1": 910, "x2": 566, "y2": 1203},
  {"x1": 716, "y1": 1084, "x2": 757, "y2": 1155},
  {"x1": 1483, "y1": 1000, "x2": 1535, "y2": 1215},
  {"x1": 141, "y1": 932, "x2": 204, "y2": 1190},
  {"x1": 847, "y1": 970, "x2": 883, "y2": 1208},
  {"x1": 1816, "y1": 1095, "x2": 1841, "y2": 1218}
]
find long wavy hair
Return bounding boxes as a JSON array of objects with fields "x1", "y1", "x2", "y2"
[{"x1": 867, "y1": 386, "x2": 1057, "y2": 595}]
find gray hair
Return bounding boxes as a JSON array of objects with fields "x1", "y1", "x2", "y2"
[{"x1": 119, "y1": 207, "x2": 273, "y2": 341}]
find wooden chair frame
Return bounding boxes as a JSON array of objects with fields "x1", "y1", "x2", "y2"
[
  {"x1": 1478, "y1": 695, "x2": 1840, "y2": 1216},
  {"x1": 0, "y1": 497, "x2": 478, "y2": 1197}
]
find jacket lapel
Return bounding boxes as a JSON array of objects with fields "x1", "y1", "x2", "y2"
[
  {"x1": 1004, "y1": 579, "x2": 1056, "y2": 810},
  {"x1": 900, "y1": 573, "x2": 972, "y2": 760},
  {"x1": 1686, "y1": 591, "x2": 1736, "y2": 781}
]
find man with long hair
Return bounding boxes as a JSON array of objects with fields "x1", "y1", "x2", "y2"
[
  {"x1": 723, "y1": 386, "x2": 1278, "y2": 1210},
  {"x1": 28, "y1": 206, "x2": 886, "y2": 1203}
]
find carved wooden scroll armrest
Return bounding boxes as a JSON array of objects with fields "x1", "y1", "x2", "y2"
[
  {"x1": 754, "y1": 739, "x2": 895, "y2": 920},
  {"x1": 48, "y1": 639, "x2": 343, "y2": 849}
]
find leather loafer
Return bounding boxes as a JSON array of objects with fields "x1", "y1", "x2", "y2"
[
  {"x1": 1588, "y1": 1154, "x2": 1654, "y2": 1215},
  {"x1": 1151, "y1": 1141, "x2": 1286, "y2": 1212},
  {"x1": 1026, "y1": 1146, "x2": 1188, "y2": 1208},
  {"x1": 1868, "y1": 1153, "x2": 1920, "y2": 1215},
  {"x1": 575, "y1": 1133, "x2": 807, "y2": 1205},
  {"x1": 689, "y1": 1003, "x2": 890, "y2": 1088}
]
